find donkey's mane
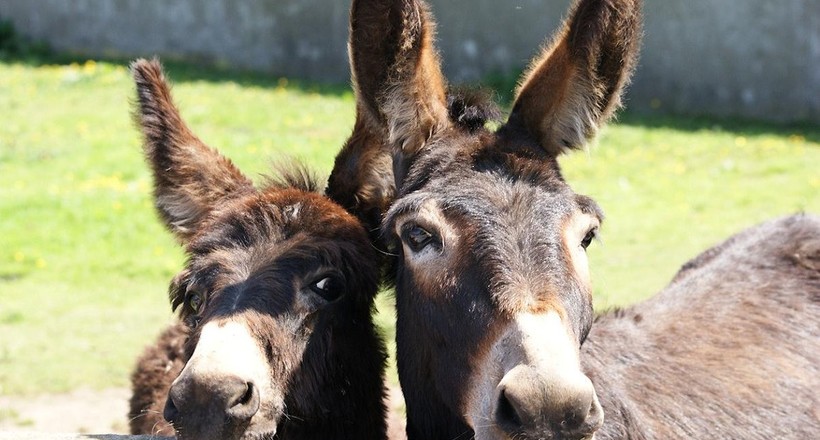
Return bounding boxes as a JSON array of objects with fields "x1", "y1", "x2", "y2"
[
  {"x1": 447, "y1": 87, "x2": 502, "y2": 133},
  {"x1": 262, "y1": 160, "x2": 325, "y2": 194}
]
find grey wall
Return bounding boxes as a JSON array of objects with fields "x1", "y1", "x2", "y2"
[
  {"x1": 0, "y1": 0, "x2": 352, "y2": 80},
  {"x1": 633, "y1": 0, "x2": 819, "y2": 122},
  {"x1": 1, "y1": 0, "x2": 817, "y2": 123}
]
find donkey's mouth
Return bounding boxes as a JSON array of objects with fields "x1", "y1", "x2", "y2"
[
  {"x1": 241, "y1": 430, "x2": 278, "y2": 440},
  {"x1": 235, "y1": 413, "x2": 280, "y2": 440}
]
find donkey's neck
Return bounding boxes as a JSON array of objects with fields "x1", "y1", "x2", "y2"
[{"x1": 581, "y1": 327, "x2": 650, "y2": 440}]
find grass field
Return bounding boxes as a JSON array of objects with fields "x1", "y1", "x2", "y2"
[{"x1": 1, "y1": 56, "x2": 818, "y2": 397}]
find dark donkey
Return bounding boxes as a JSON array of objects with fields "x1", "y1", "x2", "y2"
[
  {"x1": 126, "y1": 59, "x2": 388, "y2": 440},
  {"x1": 348, "y1": 0, "x2": 820, "y2": 439}
]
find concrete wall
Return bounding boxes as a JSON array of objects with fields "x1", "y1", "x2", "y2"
[
  {"x1": 1, "y1": 0, "x2": 817, "y2": 123},
  {"x1": 0, "y1": 0, "x2": 351, "y2": 80},
  {"x1": 633, "y1": 0, "x2": 819, "y2": 122}
]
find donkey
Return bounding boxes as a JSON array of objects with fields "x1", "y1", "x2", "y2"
[
  {"x1": 346, "y1": 0, "x2": 820, "y2": 439},
  {"x1": 126, "y1": 59, "x2": 389, "y2": 440}
]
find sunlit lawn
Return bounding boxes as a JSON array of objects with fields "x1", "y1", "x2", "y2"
[{"x1": 1, "y1": 57, "x2": 818, "y2": 396}]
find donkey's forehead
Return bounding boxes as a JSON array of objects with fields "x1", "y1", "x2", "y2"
[
  {"x1": 390, "y1": 147, "x2": 600, "y2": 225},
  {"x1": 189, "y1": 189, "x2": 365, "y2": 256},
  {"x1": 400, "y1": 127, "x2": 571, "y2": 192},
  {"x1": 174, "y1": 189, "x2": 375, "y2": 312}
]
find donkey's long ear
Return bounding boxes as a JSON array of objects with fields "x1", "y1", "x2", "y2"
[
  {"x1": 328, "y1": 0, "x2": 449, "y2": 232},
  {"x1": 131, "y1": 59, "x2": 254, "y2": 243},
  {"x1": 350, "y1": 0, "x2": 450, "y2": 186},
  {"x1": 326, "y1": 109, "x2": 394, "y2": 240},
  {"x1": 325, "y1": 0, "x2": 401, "y2": 237},
  {"x1": 505, "y1": 0, "x2": 642, "y2": 156}
]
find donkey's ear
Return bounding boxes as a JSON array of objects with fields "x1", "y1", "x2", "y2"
[
  {"x1": 325, "y1": 0, "x2": 403, "y2": 238},
  {"x1": 505, "y1": 0, "x2": 642, "y2": 156},
  {"x1": 349, "y1": 0, "x2": 450, "y2": 185},
  {"x1": 131, "y1": 58, "x2": 254, "y2": 243},
  {"x1": 326, "y1": 107, "x2": 395, "y2": 241}
]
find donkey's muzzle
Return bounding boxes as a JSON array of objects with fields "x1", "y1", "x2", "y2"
[
  {"x1": 164, "y1": 372, "x2": 261, "y2": 439},
  {"x1": 494, "y1": 365, "x2": 603, "y2": 439}
]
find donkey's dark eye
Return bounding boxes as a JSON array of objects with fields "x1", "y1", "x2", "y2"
[
  {"x1": 581, "y1": 228, "x2": 598, "y2": 250},
  {"x1": 401, "y1": 224, "x2": 439, "y2": 253},
  {"x1": 186, "y1": 291, "x2": 203, "y2": 314},
  {"x1": 310, "y1": 277, "x2": 343, "y2": 302}
]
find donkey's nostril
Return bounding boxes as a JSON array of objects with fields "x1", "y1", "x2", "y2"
[
  {"x1": 226, "y1": 381, "x2": 260, "y2": 421},
  {"x1": 162, "y1": 394, "x2": 180, "y2": 424},
  {"x1": 495, "y1": 386, "x2": 527, "y2": 432},
  {"x1": 238, "y1": 382, "x2": 254, "y2": 405}
]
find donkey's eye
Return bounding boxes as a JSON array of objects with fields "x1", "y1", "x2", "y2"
[
  {"x1": 581, "y1": 228, "x2": 598, "y2": 250},
  {"x1": 186, "y1": 291, "x2": 203, "y2": 314},
  {"x1": 310, "y1": 277, "x2": 343, "y2": 302},
  {"x1": 401, "y1": 224, "x2": 439, "y2": 253}
]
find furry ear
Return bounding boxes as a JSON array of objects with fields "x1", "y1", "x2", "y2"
[
  {"x1": 131, "y1": 58, "x2": 254, "y2": 243},
  {"x1": 348, "y1": 0, "x2": 450, "y2": 187},
  {"x1": 326, "y1": 0, "x2": 401, "y2": 238},
  {"x1": 505, "y1": 0, "x2": 642, "y2": 156},
  {"x1": 326, "y1": 107, "x2": 395, "y2": 241},
  {"x1": 328, "y1": 0, "x2": 450, "y2": 234}
]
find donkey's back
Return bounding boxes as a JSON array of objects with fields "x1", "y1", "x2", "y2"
[{"x1": 586, "y1": 213, "x2": 820, "y2": 439}]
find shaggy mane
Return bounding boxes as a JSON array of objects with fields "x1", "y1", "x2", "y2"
[
  {"x1": 262, "y1": 160, "x2": 325, "y2": 194},
  {"x1": 447, "y1": 86, "x2": 502, "y2": 133}
]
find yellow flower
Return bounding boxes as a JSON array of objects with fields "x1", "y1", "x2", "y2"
[
  {"x1": 83, "y1": 60, "x2": 97, "y2": 74},
  {"x1": 13, "y1": 251, "x2": 25, "y2": 262}
]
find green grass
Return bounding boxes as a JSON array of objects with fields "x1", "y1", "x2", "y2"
[
  {"x1": 565, "y1": 116, "x2": 819, "y2": 307},
  {"x1": 1, "y1": 56, "x2": 818, "y2": 396}
]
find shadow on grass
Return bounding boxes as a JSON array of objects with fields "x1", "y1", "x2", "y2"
[{"x1": 616, "y1": 112, "x2": 820, "y2": 144}]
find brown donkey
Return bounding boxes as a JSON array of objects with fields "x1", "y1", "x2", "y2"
[
  {"x1": 346, "y1": 0, "x2": 820, "y2": 439},
  {"x1": 126, "y1": 59, "x2": 388, "y2": 440}
]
